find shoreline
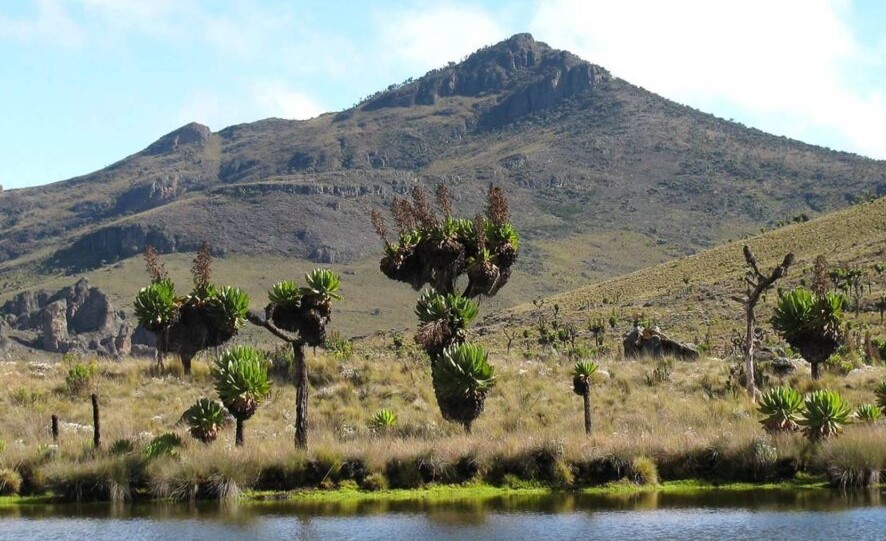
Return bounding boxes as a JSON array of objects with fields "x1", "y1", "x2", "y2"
[{"x1": 0, "y1": 478, "x2": 839, "y2": 507}]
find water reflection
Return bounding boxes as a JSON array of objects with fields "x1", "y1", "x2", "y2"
[
  {"x1": 1, "y1": 487, "x2": 883, "y2": 520},
  {"x1": 1, "y1": 489, "x2": 885, "y2": 541}
]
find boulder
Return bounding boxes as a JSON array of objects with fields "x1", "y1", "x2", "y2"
[
  {"x1": 68, "y1": 286, "x2": 115, "y2": 334},
  {"x1": 623, "y1": 325, "x2": 699, "y2": 360},
  {"x1": 114, "y1": 324, "x2": 132, "y2": 357},
  {"x1": 41, "y1": 300, "x2": 70, "y2": 353}
]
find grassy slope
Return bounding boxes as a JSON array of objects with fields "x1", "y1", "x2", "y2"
[{"x1": 491, "y1": 196, "x2": 886, "y2": 350}]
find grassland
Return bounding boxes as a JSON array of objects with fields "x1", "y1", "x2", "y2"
[{"x1": 0, "y1": 199, "x2": 885, "y2": 504}]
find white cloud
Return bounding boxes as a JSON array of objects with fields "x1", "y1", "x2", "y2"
[
  {"x1": 0, "y1": 0, "x2": 83, "y2": 46},
  {"x1": 176, "y1": 83, "x2": 324, "y2": 131},
  {"x1": 251, "y1": 82, "x2": 325, "y2": 120},
  {"x1": 530, "y1": 0, "x2": 886, "y2": 158},
  {"x1": 376, "y1": 3, "x2": 508, "y2": 72}
]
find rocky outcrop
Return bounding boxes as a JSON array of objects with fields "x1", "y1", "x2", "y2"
[
  {"x1": 2, "y1": 278, "x2": 131, "y2": 357},
  {"x1": 623, "y1": 325, "x2": 699, "y2": 360},
  {"x1": 52, "y1": 224, "x2": 180, "y2": 271},
  {"x1": 481, "y1": 56, "x2": 607, "y2": 128},
  {"x1": 114, "y1": 175, "x2": 179, "y2": 215},
  {"x1": 360, "y1": 33, "x2": 608, "y2": 127},
  {"x1": 41, "y1": 299, "x2": 70, "y2": 353},
  {"x1": 143, "y1": 122, "x2": 211, "y2": 155}
]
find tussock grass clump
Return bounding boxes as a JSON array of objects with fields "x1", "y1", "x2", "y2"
[
  {"x1": 815, "y1": 426, "x2": 886, "y2": 487},
  {"x1": 43, "y1": 455, "x2": 146, "y2": 502},
  {"x1": 0, "y1": 468, "x2": 22, "y2": 495}
]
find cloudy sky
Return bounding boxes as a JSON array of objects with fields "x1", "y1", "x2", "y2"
[{"x1": 2, "y1": 0, "x2": 885, "y2": 189}]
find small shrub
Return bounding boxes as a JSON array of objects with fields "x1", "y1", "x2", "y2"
[
  {"x1": 369, "y1": 409, "x2": 398, "y2": 433},
  {"x1": 645, "y1": 358, "x2": 672, "y2": 386},
  {"x1": 65, "y1": 362, "x2": 97, "y2": 394},
  {"x1": 0, "y1": 468, "x2": 22, "y2": 495},
  {"x1": 9, "y1": 388, "x2": 49, "y2": 406},
  {"x1": 855, "y1": 404, "x2": 882, "y2": 424},
  {"x1": 109, "y1": 439, "x2": 135, "y2": 455},
  {"x1": 874, "y1": 381, "x2": 886, "y2": 412},
  {"x1": 324, "y1": 331, "x2": 353, "y2": 359},
  {"x1": 144, "y1": 433, "x2": 183, "y2": 460}
]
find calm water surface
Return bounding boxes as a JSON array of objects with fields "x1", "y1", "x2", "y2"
[{"x1": 1, "y1": 489, "x2": 884, "y2": 540}]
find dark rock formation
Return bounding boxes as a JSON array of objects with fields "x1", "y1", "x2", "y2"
[
  {"x1": 361, "y1": 33, "x2": 608, "y2": 128},
  {"x1": 623, "y1": 325, "x2": 699, "y2": 360},
  {"x1": 114, "y1": 176, "x2": 179, "y2": 214},
  {"x1": 143, "y1": 122, "x2": 211, "y2": 155},
  {"x1": 52, "y1": 224, "x2": 180, "y2": 271},
  {"x1": 2, "y1": 278, "x2": 131, "y2": 357}
]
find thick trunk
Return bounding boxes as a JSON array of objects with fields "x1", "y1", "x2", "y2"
[
  {"x1": 743, "y1": 304, "x2": 756, "y2": 401},
  {"x1": 583, "y1": 392, "x2": 592, "y2": 435},
  {"x1": 181, "y1": 354, "x2": 192, "y2": 376},
  {"x1": 812, "y1": 361, "x2": 821, "y2": 380},
  {"x1": 235, "y1": 418, "x2": 244, "y2": 447},
  {"x1": 464, "y1": 421, "x2": 472, "y2": 434},
  {"x1": 91, "y1": 393, "x2": 101, "y2": 448},
  {"x1": 293, "y1": 343, "x2": 308, "y2": 449}
]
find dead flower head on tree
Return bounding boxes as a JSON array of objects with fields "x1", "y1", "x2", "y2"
[
  {"x1": 134, "y1": 242, "x2": 249, "y2": 375},
  {"x1": 371, "y1": 184, "x2": 519, "y2": 432}
]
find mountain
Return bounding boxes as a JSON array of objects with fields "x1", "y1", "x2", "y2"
[{"x1": 1, "y1": 33, "x2": 885, "y2": 307}]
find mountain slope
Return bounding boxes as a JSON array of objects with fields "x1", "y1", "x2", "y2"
[
  {"x1": 489, "y1": 196, "x2": 886, "y2": 349},
  {"x1": 1, "y1": 33, "x2": 884, "y2": 304}
]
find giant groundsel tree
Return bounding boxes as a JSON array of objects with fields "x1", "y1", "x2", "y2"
[
  {"x1": 771, "y1": 287, "x2": 846, "y2": 380},
  {"x1": 371, "y1": 184, "x2": 518, "y2": 432},
  {"x1": 134, "y1": 243, "x2": 249, "y2": 375},
  {"x1": 247, "y1": 268, "x2": 342, "y2": 449}
]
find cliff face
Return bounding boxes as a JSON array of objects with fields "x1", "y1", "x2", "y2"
[
  {"x1": 361, "y1": 33, "x2": 609, "y2": 127},
  {"x1": 0, "y1": 33, "x2": 885, "y2": 284}
]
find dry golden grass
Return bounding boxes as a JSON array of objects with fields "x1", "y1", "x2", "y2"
[
  {"x1": 493, "y1": 197, "x2": 886, "y2": 353},
  {"x1": 1, "y1": 335, "x2": 884, "y2": 499}
]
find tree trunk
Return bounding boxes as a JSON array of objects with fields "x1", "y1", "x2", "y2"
[
  {"x1": 812, "y1": 361, "x2": 821, "y2": 380},
  {"x1": 464, "y1": 421, "x2": 472, "y2": 434},
  {"x1": 181, "y1": 353, "x2": 192, "y2": 376},
  {"x1": 235, "y1": 418, "x2": 244, "y2": 447},
  {"x1": 583, "y1": 391, "x2": 592, "y2": 435},
  {"x1": 743, "y1": 304, "x2": 756, "y2": 401},
  {"x1": 51, "y1": 414, "x2": 59, "y2": 443},
  {"x1": 293, "y1": 343, "x2": 308, "y2": 449},
  {"x1": 91, "y1": 393, "x2": 101, "y2": 449}
]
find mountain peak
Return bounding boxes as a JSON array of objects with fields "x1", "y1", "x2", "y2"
[
  {"x1": 143, "y1": 122, "x2": 211, "y2": 155},
  {"x1": 359, "y1": 33, "x2": 608, "y2": 128}
]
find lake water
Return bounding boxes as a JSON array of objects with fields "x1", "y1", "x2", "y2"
[{"x1": 1, "y1": 489, "x2": 884, "y2": 540}]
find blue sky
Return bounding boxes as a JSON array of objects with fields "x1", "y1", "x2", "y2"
[{"x1": 1, "y1": 0, "x2": 885, "y2": 189}]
